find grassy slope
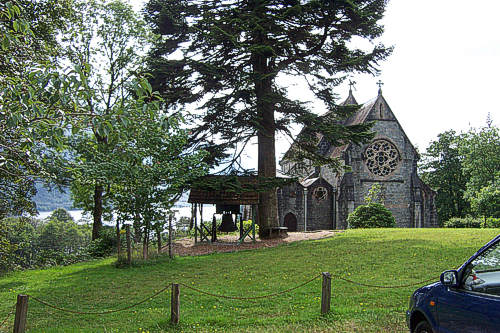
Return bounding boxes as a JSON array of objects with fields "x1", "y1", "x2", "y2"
[{"x1": 0, "y1": 229, "x2": 498, "y2": 333}]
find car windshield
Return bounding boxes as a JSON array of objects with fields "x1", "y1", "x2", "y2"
[
  {"x1": 463, "y1": 240, "x2": 500, "y2": 296},
  {"x1": 472, "y1": 241, "x2": 500, "y2": 273}
]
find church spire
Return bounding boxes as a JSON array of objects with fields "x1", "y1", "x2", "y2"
[{"x1": 341, "y1": 80, "x2": 358, "y2": 105}]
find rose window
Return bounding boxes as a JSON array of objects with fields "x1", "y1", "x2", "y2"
[
  {"x1": 312, "y1": 186, "x2": 328, "y2": 201},
  {"x1": 364, "y1": 139, "x2": 400, "y2": 176}
]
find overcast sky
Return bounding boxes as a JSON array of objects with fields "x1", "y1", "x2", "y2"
[{"x1": 132, "y1": 0, "x2": 499, "y2": 169}]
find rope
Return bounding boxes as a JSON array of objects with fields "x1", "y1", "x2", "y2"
[
  {"x1": 179, "y1": 274, "x2": 321, "y2": 300},
  {"x1": 333, "y1": 274, "x2": 440, "y2": 289},
  {"x1": 29, "y1": 284, "x2": 171, "y2": 315},
  {"x1": 0, "y1": 304, "x2": 15, "y2": 328}
]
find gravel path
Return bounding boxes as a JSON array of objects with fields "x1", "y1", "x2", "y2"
[{"x1": 162, "y1": 230, "x2": 342, "y2": 257}]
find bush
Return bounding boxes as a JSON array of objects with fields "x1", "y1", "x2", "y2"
[
  {"x1": 243, "y1": 219, "x2": 259, "y2": 235},
  {"x1": 484, "y1": 218, "x2": 500, "y2": 228},
  {"x1": 444, "y1": 217, "x2": 500, "y2": 228},
  {"x1": 444, "y1": 217, "x2": 482, "y2": 228},
  {"x1": 87, "y1": 226, "x2": 119, "y2": 257},
  {"x1": 347, "y1": 203, "x2": 396, "y2": 228}
]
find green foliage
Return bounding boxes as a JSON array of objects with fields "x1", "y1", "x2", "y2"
[
  {"x1": 471, "y1": 184, "x2": 500, "y2": 218},
  {"x1": 483, "y1": 218, "x2": 500, "y2": 228},
  {"x1": 421, "y1": 125, "x2": 500, "y2": 223},
  {"x1": 0, "y1": 1, "x2": 76, "y2": 218},
  {"x1": 443, "y1": 217, "x2": 500, "y2": 228},
  {"x1": 347, "y1": 203, "x2": 396, "y2": 228},
  {"x1": 420, "y1": 130, "x2": 471, "y2": 223},
  {"x1": 443, "y1": 217, "x2": 482, "y2": 228},
  {"x1": 364, "y1": 183, "x2": 385, "y2": 205},
  {"x1": 87, "y1": 226, "x2": 118, "y2": 258},
  {"x1": 0, "y1": 213, "x2": 94, "y2": 272},
  {"x1": 49, "y1": 208, "x2": 74, "y2": 223},
  {"x1": 243, "y1": 219, "x2": 259, "y2": 235},
  {"x1": 459, "y1": 126, "x2": 500, "y2": 200}
]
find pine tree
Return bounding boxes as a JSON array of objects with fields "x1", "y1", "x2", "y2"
[{"x1": 145, "y1": 0, "x2": 392, "y2": 237}]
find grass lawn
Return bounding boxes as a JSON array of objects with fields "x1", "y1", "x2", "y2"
[{"x1": 0, "y1": 228, "x2": 498, "y2": 332}]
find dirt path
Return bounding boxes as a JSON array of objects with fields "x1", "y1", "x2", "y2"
[{"x1": 162, "y1": 230, "x2": 341, "y2": 257}]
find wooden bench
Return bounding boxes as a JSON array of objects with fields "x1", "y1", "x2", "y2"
[{"x1": 270, "y1": 226, "x2": 288, "y2": 236}]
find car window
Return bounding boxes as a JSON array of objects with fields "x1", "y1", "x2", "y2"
[{"x1": 463, "y1": 242, "x2": 500, "y2": 296}]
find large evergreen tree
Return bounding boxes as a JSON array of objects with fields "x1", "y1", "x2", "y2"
[{"x1": 145, "y1": 0, "x2": 392, "y2": 237}]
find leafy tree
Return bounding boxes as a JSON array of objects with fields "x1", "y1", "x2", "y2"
[
  {"x1": 145, "y1": 0, "x2": 392, "y2": 237},
  {"x1": 110, "y1": 111, "x2": 208, "y2": 258},
  {"x1": 49, "y1": 208, "x2": 74, "y2": 223},
  {"x1": 459, "y1": 125, "x2": 500, "y2": 200},
  {"x1": 64, "y1": 0, "x2": 153, "y2": 239},
  {"x1": 420, "y1": 130, "x2": 471, "y2": 223},
  {"x1": 471, "y1": 184, "x2": 500, "y2": 218},
  {"x1": 0, "y1": 1, "x2": 76, "y2": 218}
]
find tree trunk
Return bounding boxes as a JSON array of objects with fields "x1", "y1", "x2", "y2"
[
  {"x1": 116, "y1": 219, "x2": 121, "y2": 259},
  {"x1": 133, "y1": 215, "x2": 142, "y2": 243},
  {"x1": 157, "y1": 225, "x2": 162, "y2": 254},
  {"x1": 143, "y1": 221, "x2": 149, "y2": 260},
  {"x1": 92, "y1": 184, "x2": 104, "y2": 240},
  {"x1": 252, "y1": 46, "x2": 278, "y2": 238}
]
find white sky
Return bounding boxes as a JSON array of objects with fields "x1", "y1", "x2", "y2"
[{"x1": 131, "y1": 0, "x2": 500, "y2": 168}]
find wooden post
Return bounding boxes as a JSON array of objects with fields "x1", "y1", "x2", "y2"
[
  {"x1": 321, "y1": 272, "x2": 331, "y2": 315},
  {"x1": 168, "y1": 214, "x2": 173, "y2": 259},
  {"x1": 13, "y1": 294, "x2": 28, "y2": 333},
  {"x1": 239, "y1": 213, "x2": 243, "y2": 240},
  {"x1": 194, "y1": 203, "x2": 198, "y2": 244},
  {"x1": 116, "y1": 220, "x2": 121, "y2": 260},
  {"x1": 211, "y1": 214, "x2": 217, "y2": 242},
  {"x1": 170, "y1": 283, "x2": 180, "y2": 324},
  {"x1": 252, "y1": 205, "x2": 256, "y2": 243},
  {"x1": 126, "y1": 225, "x2": 131, "y2": 266}
]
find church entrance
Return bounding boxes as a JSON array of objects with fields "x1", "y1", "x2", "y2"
[{"x1": 284, "y1": 212, "x2": 298, "y2": 232}]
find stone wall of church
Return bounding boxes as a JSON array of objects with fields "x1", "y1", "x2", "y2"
[
  {"x1": 346, "y1": 118, "x2": 418, "y2": 227},
  {"x1": 277, "y1": 183, "x2": 305, "y2": 230},
  {"x1": 305, "y1": 179, "x2": 333, "y2": 230}
]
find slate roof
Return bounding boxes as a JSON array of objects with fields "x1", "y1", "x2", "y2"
[{"x1": 188, "y1": 175, "x2": 260, "y2": 205}]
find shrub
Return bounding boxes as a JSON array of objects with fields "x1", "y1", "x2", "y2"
[
  {"x1": 87, "y1": 226, "x2": 118, "y2": 257},
  {"x1": 443, "y1": 217, "x2": 482, "y2": 228},
  {"x1": 484, "y1": 218, "x2": 500, "y2": 228},
  {"x1": 347, "y1": 203, "x2": 396, "y2": 228},
  {"x1": 243, "y1": 219, "x2": 259, "y2": 235}
]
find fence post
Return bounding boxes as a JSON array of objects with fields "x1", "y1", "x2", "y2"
[
  {"x1": 168, "y1": 214, "x2": 173, "y2": 259},
  {"x1": 171, "y1": 283, "x2": 180, "y2": 324},
  {"x1": 13, "y1": 294, "x2": 28, "y2": 333},
  {"x1": 126, "y1": 225, "x2": 131, "y2": 266},
  {"x1": 321, "y1": 272, "x2": 331, "y2": 315}
]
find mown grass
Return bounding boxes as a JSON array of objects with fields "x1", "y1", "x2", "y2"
[{"x1": 0, "y1": 228, "x2": 498, "y2": 332}]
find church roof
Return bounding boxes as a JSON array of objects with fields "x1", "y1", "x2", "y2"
[
  {"x1": 325, "y1": 96, "x2": 378, "y2": 158},
  {"x1": 340, "y1": 88, "x2": 358, "y2": 106}
]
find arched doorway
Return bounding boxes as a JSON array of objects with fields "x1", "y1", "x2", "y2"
[{"x1": 284, "y1": 212, "x2": 297, "y2": 232}]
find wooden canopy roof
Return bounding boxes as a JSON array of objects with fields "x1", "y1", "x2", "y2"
[{"x1": 188, "y1": 175, "x2": 260, "y2": 205}]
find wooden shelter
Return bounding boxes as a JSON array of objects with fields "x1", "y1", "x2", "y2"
[{"x1": 188, "y1": 175, "x2": 259, "y2": 244}]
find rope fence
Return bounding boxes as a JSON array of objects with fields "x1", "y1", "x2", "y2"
[
  {"x1": 6, "y1": 272, "x2": 442, "y2": 332},
  {"x1": 0, "y1": 304, "x2": 15, "y2": 329}
]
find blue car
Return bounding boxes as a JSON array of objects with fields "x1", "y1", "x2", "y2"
[{"x1": 407, "y1": 234, "x2": 500, "y2": 333}]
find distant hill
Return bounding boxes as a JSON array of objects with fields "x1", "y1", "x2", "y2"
[{"x1": 33, "y1": 183, "x2": 73, "y2": 212}]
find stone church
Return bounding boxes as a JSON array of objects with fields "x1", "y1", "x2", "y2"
[{"x1": 277, "y1": 85, "x2": 438, "y2": 231}]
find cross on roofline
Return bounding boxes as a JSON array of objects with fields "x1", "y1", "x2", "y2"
[
  {"x1": 377, "y1": 79, "x2": 384, "y2": 95},
  {"x1": 348, "y1": 79, "x2": 356, "y2": 92}
]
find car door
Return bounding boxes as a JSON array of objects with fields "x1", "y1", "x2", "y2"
[
  {"x1": 437, "y1": 240, "x2": 500, "y2": 333},
  {"x1": 436, "y1": 287, "x2": 500, "y2": 333}
]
